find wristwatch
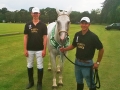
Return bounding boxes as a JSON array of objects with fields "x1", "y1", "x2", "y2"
[{"x1": 96, "y1": 62, "x2": 100, "y2": 65}]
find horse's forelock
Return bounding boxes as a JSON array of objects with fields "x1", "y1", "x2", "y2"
[{"x1": 56, "y1": 8, "x2": 72, "y2": 16}]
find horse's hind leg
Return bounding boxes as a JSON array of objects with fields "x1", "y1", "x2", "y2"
[
  {"x1": 48, "y1": 60, "x2": 51, "y2": 71},
  {"x1": 48, "y1": 52, "x2": 51, "y2": 71}
]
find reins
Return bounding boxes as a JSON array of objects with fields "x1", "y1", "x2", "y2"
[{"x1": 62, "y1": 52, "x2": 101, "y2": 89}]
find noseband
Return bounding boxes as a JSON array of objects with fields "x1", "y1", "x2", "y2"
[{"x1": 58, "y1": 30, "x2": 68, "y2": 35}]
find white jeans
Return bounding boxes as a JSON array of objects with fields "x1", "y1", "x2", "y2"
[{"x1": 27, "y1": 51, "x2": 43, "y2": 69}]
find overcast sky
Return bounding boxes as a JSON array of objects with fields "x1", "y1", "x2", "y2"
[{"x1": 0, "y1": 0, "x2": 105, "y2": 12}]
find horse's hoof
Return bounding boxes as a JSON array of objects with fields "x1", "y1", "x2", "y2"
[
  {"x1": 52, "y1": 86, "x2": 58, "y2": 89},
  {"x1": 57, "y1": 71, "x2": 60, "y2": 73},
  {"x1": 58, "y1": 83, "x2": 63, "y2": 87},
  {"x1": 52, "y1": 88, "x2": 57, "y2": 90},
  {"x1": 48, "y1": 68, "x2": 51, "y2": 71}
]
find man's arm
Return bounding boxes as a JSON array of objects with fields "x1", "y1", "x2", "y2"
[
  {"x1": 60, "y1": 45, "x2": 75, "y2": 52},
  {"x1": 94, "y1": 48, "x2": 104, "y2": 69},
  {"x1": 42, "y1": 35, "x2": 47, "y2": 57},
  {"x1": 97, "y1": 48, "x2": 104, "y2": 63},
  {"x1": 24, "y1": 34, "x2": 28, "y2": 57}
]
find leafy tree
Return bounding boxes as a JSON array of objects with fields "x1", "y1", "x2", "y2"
[
  {"x1": 101, "y1": 0, "x2": 120, "y2": 23},
  {"x1": 5, "y1": 11, "x2": 15, "y2": 22},
  {"x1": 91, "y1": 9, "x2": 101, "y2": 23},
  {"x1": 0, "y1": 12, "x2": 4, "y2": 22},
  {"x1": 1, "y1": 7, "x2": 8, "y2": 14},
  {"x1": 0, "y1": 7, "x2": 104, "y2": 24},
  {"x1": 81, "y1": 11, "x2": 90, "y2": 18},
  {"x1": 70, "y1": 11, "x2": 81, "y2": 24},
  {"x1": 29, "y1": 7, "x2": 34, "y2": 12}
]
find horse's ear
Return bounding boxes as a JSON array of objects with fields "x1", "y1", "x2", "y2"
[
  {"x1": 56, "y1": 8, "x2": 61, "y2": 16},
  {"x1": 67, "y1": 8, "x2": 72, "y2": 16}
]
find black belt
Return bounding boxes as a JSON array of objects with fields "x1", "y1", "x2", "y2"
[{"x1": 77, "y1": 59, "x2": 91, "y2": 63}]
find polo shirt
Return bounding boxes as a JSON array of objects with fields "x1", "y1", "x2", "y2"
[
  {"x1": 24, "y1": 21, "x2": 47, "y2": 51},
  {"x1": 72, "y1": 30, "x2": 103, "y2": 60}
]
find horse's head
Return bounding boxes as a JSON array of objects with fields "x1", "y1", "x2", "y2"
[{"x1": 56, "y1": 9, "x2": 72, "y2": 45}]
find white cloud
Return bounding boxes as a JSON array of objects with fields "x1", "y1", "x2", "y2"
[
  {"x1": 0, "y1": 0, "x2": 105, "y2": 12},
  {"x1": 0, "y1": 4, "x2": 6, "y2": 8},
  {"x1": 0, "y1": 3, "x2": 15, "y2": 11}
]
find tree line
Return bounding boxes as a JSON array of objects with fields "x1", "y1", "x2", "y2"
[{"x1": 0, "y1": 0, "x2": 120, "y2": 24}]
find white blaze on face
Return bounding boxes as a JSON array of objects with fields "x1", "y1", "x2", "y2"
[{"x1": 60, "y1": 32, "x2": 66, "y2": 41}]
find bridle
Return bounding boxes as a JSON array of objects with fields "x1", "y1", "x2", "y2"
[
  {"x1": 58, "y1": 30, "x2": 68, "y2": 35},
  {"x1": 56, "y1": 14, "x2": 70, "y2": 41}
]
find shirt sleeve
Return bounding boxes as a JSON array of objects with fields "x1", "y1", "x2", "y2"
[
  {"x1": 43, "y1": 24, "x2": 47, "y2": 35},
  {"x1": 93, "y1": 35, "x2": 103, "y2": 50},
  {"x1": 24, "y1": 23, "x2": 29, "y2": 34},
  {"x1": 72, "y1": 33, "x2": 77, "y2": 47}
]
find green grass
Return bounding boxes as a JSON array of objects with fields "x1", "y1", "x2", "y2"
[
  {"x1": 0, "y1": 23, "x2": 120, "y2": 90},
  {"x1": 0, "y1": 23, "x2": 24, "y2": 34}
]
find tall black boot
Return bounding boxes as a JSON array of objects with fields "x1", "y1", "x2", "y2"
[
  {"x1": 37, "y1": 68, "x2": 43, "y2": 90},
  {"x1": 89, "y1": 87, "x2": 96, "y2": 90},
  {"x1": 26, "y1": 67, "x2": 34, "y2": 89},
  {"x1": 77, "y1": 83, "x2": 84, "y2": 90}
]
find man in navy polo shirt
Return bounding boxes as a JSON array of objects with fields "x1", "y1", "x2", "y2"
[
  {"x1": 60, "y1": 17, "x2": 104, "y2": 90},
  {"x1": 24, "y1": 7, "x2": 47, "y2": 90}
]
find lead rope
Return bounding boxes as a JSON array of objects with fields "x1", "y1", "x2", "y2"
[
  {"x1": 94, "y1": 69, "x2": 101, "y2": 89},
  {"x1": 62, "y1": 52, "x2": 101, "y2": 89}
]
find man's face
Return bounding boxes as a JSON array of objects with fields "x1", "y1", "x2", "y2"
[
  {"x1": 31, "y1": 12, "x2": 40, "y2": 19},
  {"x1": 80, "y1": 21, "x2": 90, "y2": 31}
]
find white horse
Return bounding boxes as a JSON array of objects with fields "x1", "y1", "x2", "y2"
[{"x1": 47, "y1": 9, "x2": 72, "y2": 88}]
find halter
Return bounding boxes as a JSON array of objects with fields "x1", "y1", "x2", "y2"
[{"x1": 58, "y1": 30, "x2": 68, "y2": 35}]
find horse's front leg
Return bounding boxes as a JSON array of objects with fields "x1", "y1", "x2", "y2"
[
  {"x1": 56, "y1": 55, "x2": 60, "y2": 73},
  {"x1": 50, "y1": 53, "x2": 57, "y2": 88},
  {"x1": 58, "y1": 56, "x2": 65, "y2": 86},
  {"x1": 48, "y1": 52, "x2": 52, "y2": 71}
]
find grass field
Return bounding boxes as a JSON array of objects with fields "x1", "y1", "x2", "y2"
[
  {"x1": 0, "y1": 23, "x2": 120, "y2": 90},
  {"x1": 0, "y1": 23, "x2": 24, "y2": 34}
]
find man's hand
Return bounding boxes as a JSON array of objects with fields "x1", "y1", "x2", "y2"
[
  {"x1": 42, "y1": 50, "x2": 46, "y2": 57},
  {"x1": 93, "y1": 63, "x2": 99, "y2": 69},
  {"x1": 24, "y1": 50, "x2": 28, "y2": 57},
  {"x1": 59, "y1": 47, "x2": 65, "y2": 52}
]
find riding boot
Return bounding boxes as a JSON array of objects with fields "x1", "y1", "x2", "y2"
[
  {"x1": 26, "y1": 67, "x2": 34, "y2": 89},
  {"x1": 37, "y1": 68, "x2": 43, "y2": 90},
  {"x1": 77, "y1": 83, "x2": 84, "y2": 90},
  {"x1": 89, "y1": 87, "x2": 96, "y2": 90}
]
